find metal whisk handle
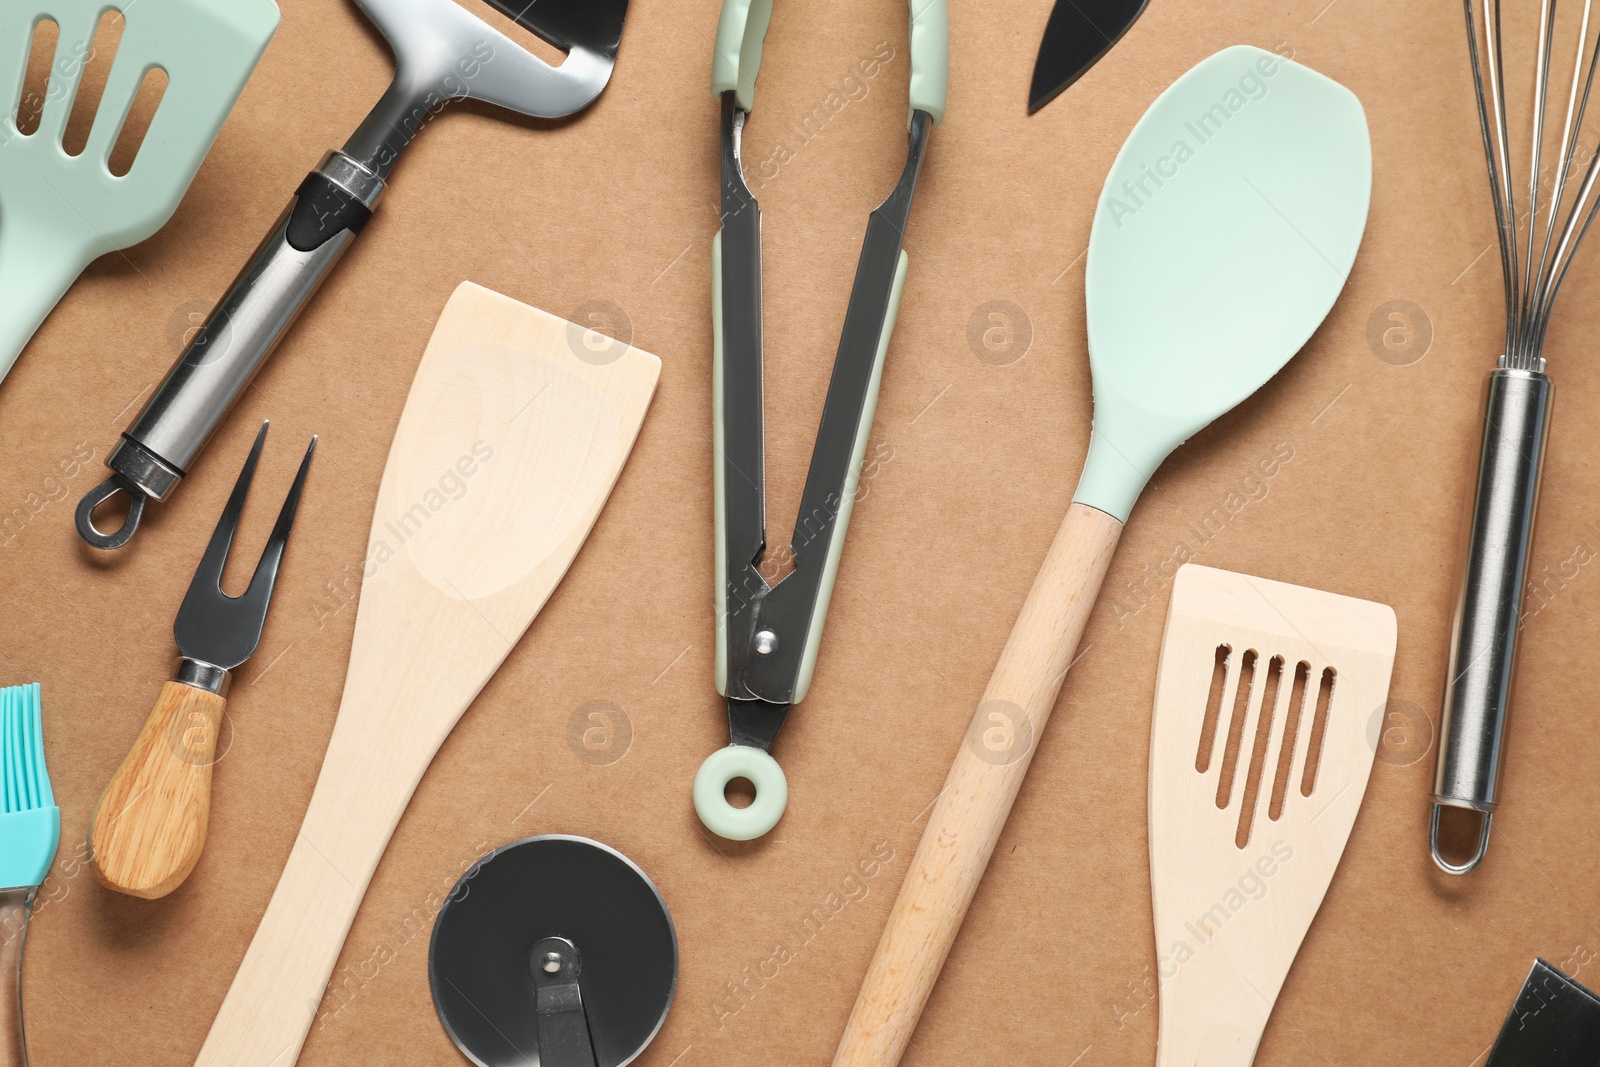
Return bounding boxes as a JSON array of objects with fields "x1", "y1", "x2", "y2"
[{"x1": 1432, "y1": 362, "x2": 1553, "y2": 874}]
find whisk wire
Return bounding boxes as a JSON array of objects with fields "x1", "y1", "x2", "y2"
[
  {"x1": 1537, "y1": 41, "x2": 1600, "y2": 343},
  {"x1": 1467, "y1": 0, "x2": 1520, "y2": 361},
  {"x1": 1530, "y1": 0, "x2": 1586, "y2": 321},
  {"x1": 1519, "y1": 0, "x2": 1557, "y2": 354},
  {"x1": 1468, "y1": 0, "x2": 1600, "y2": 368}
]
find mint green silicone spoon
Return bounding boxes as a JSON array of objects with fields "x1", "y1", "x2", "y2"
[
  {"x1": 0, "y1": 0, "x2": 278, "y2": 383},
  {"x1": 834, "y1": 45, "x2": 1371, "y2": 1067}
]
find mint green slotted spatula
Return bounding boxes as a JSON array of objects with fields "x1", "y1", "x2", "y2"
[{"x1": 0, "y1": 0, "x2": 279, "y2": 383}]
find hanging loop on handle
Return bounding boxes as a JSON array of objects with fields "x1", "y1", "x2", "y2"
[
  {"x1": 73, "y1": 154, "x2": 379, "y2": 550},
  {"x1": 694, "y1": 745, "x2": 789, "y2": 841}
]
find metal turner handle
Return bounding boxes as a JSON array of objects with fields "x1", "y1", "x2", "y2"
[
  {"x1": 74, "y1": 153, "x2": 380, "y2": 549},
  {"x1": 1433, "y1": 362, "x2": 1554, "y2": 874},
  {"x1": 74, "y1": 0, "x2": 627, "y2": 551}
]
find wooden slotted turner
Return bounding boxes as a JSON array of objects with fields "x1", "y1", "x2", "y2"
[
  {"x1": 1149, "y1": 564, "x2": 1396, "y2": 1066},
  {"x1": 195, "y1": 282, "x2": 659, "y2": 1067}
]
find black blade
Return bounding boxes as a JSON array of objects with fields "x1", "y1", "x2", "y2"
[
  {"x1": 1028, "y1": 0, "x2": 1151, "y2": 113},
  {"x1": 487, "y1": 0, "x2": 630, "y2": 60},
  {"x1": 1485, "y1": 960, "x2": 1600, "y2": 1066}
]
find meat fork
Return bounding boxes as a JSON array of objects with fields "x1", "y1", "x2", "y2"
[{"x1": 88, "y1": 421, "x2": 315, "y2": 898}]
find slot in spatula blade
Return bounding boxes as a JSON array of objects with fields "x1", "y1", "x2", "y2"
[{"x1": 1149, "y1": 564, "x2": 1395, "y2": 1067}]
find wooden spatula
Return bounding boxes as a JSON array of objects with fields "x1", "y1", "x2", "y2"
[
  {"x1": 194, "y1": 281, "x2": 659, "y2": 1067},
  {"x1": 1149, "y1": 564, "x2": 1395, "y2": 1066}
]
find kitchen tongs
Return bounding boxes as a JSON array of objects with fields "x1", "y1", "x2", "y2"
[{"x1": 694, "y1": 0, "x2": 948, "y2": 841}]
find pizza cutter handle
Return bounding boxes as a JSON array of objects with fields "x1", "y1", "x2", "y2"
[
  {"x1": 832, "y1": 503, "x2": 1123, "y2": 1067},
  {"x1": 88, "y1": 677, "x2": 226, "y2": 899}
]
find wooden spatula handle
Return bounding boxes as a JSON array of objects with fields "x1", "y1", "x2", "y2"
[
  {"x1": 89, "y1": 681, "x2": 226, "y2": 900},
  {"x1": 833, "y1": 502, "x2": 1123, "y2": 1067},
  {"x1": 195, "y1": 711, "x2": 423, "y2": 1067},
  {"x1": 194, "y1": 831, "x2": 363, "y2": 1066}
]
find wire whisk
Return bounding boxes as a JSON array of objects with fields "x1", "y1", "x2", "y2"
[
  {"x1": 1432, "y1": 0, "x2": 1600, "y2": 874},
  {"x1": 1466, "y1": 0, "x2": 1600, "y2": 368}
]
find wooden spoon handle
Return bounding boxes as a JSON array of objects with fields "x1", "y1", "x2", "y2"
[
  {"x1": 89, "y1": 681, "x2": 225, "y2": 899},
  {"x1": 833, "y1": 502, "x2": 1123, "y2": 1067}
]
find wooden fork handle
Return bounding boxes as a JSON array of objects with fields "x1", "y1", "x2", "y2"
[
  {"x1": 833, "y1": 502, "x2": 1123, "y2": 1067},
  {"x1": 89, "y1": 680, "x2": 226, "y2": 900}
]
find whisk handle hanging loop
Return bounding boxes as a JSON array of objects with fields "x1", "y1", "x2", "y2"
[{"x1": 1432, "y1": 363, "x2": 1554, "y2": 874}]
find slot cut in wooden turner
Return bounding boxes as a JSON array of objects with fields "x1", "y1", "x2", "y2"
[
  {"x1": 1150, "y1": 564, "x2": 1396, "y2": 1066},
  {"x1": 194, "y1": 282, "x2": 659, "y2": 1067}
]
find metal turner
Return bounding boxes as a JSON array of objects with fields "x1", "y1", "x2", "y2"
[{"x1": 76, "y1": 0, "x2": 629, "y2": 549}]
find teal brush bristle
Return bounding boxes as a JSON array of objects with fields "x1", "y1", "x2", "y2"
[{"x1": 0, "y1": 684, "x2": 59, "y2": 892}]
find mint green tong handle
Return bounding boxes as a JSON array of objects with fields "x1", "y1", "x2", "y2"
[{"x1": 712, "y1": 0, "x2": 948, "y2": 124}]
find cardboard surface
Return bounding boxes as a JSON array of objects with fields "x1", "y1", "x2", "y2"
[{"x1": 1, "y1": 0, "x2": 1595, "y2": 1063}]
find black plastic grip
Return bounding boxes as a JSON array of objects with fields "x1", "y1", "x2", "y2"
[{"x1": 286, "y1": 172, "x2": 373, "y2": 253}]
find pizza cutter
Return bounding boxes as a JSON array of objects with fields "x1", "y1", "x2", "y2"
[{"x1": 429, "y1": 836, "x2": 677, "y2": 1067}]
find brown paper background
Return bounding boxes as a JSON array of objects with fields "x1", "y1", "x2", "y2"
[{"x1": 2, "y1": 0, "x2": 1596, "y2": 1062}]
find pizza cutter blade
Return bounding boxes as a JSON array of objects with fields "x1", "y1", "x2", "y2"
[{"x1": 429, "y1": 836, "x2": 677, "y2": 1067}]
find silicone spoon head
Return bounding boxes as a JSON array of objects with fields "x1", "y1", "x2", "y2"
[{"x1": 1075, "y1": 45, "x2": 1371, "y2": 522}]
